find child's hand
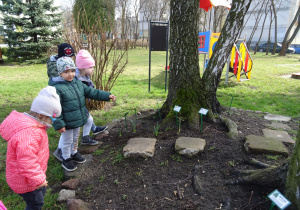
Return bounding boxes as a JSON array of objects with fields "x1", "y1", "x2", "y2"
[
  {"x1": 58, "y1": 127, "x2": 66, "y2": 133},
  {"x1": 37, "y1": 180, "x2": 48, "y2": 189},
  {"x1": 109, "y1": 95, "x2": 116, "y2": 102}
]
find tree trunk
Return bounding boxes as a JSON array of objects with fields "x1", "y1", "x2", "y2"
[
  {"x1": 271, "y1": 0, "x2": 277, "y2": 55},
  {"x1": 280, "y1": 6, "x2": 300, "y2": 56},
  {"x1": 162, "y1": 0, "x2": 205, "y2": 128},
  {"x1": 246, "y1": 1, "x2": 265, "y2": 50},
  {"x1": 285, "y1": 123, "x2": 300, "y2": 208},
  {"x1": 254, "y1": 6, "x2": 269, "y2": 54},
  {"x1": 162, "y1": 0, "x2": 252, "y2": 128},
  {"x1": 266, "y1": 7, "x2": 273, "y2": 55},
  {"x1": 202, "y1": 0, "x2": 252, "y2": 114}
]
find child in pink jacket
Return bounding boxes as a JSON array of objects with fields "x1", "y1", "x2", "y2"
[{"x1": 0, "y1": 86, "x2": 61, "y2": 210}]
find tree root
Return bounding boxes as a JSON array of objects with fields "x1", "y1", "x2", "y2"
[
  {"x1": 219, "y1": 116, "x2": 238, "y2": 139},
  {"x1": 226, "y1": 163, "x2": 289, "y2": 189}
]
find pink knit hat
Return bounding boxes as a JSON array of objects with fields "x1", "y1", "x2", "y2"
[{"x1": 75, "y1": 50, "x2": 95, "y2": 69}]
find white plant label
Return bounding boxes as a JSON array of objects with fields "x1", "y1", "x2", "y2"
[{"x1": 173, "y1": 105, "x2": 181, "y2": 112}]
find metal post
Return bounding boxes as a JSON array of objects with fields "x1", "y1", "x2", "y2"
[
  {"x1": 225, "y1": 56, "x2": 230, "y2": 85},
  {"x1": 148, "y1": 20, "x2": 152, "y2": 92},
  {"x1": 165, "y1": 22, "x2": 169, "y2": 91}
]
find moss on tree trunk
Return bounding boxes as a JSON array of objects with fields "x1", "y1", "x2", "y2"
[{"x1": 285, "y1": 124, "x2": 300, "y2": 208}]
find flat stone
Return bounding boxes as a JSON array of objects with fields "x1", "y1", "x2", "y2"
[
  {"x1": 291, "y1": 73, "x2": 300, "y2": 79},
  {"x1": 123, "y1": 138, "x2": 157, "y2": 158},
  {"x1": 255, "y1": 111, "x2": 263, "y2": 114},
  {"x1": 106, "y1": 120, "x2": 118, "y2": 132},
  {"x1": 262, "y1": 129, "x2": 295, "y2": 144},
  {"x1": 264, "y1": 113, "x2": 291, "y2": 122},
  {"x1": 78, "y1": 143, "x2": 102, "y2": 154},
  {"x1": 67, "y1": 199, "x2": 92, "y2": 210},
  {"x1": 244, "y1": 135, "x2": 289, "y2": 156},
  {"x1": 265, "y1": 122, "x2": 292, "y2": 131},
  {"x1": 62, "y1": 178, "x2": 80, "y2": 190},
  {"x1": 64, "y1": 154, "x2": 93, "y2": 179},
  {"x1": 57, "y1": 189, "x2": 76, "y2": 202},
  {"x1": 94, "y1": 133, "x2": 109, "y2": 140},
  {"x1": 229, "y1": 107, "x2": 238, "y2": 112},
  {"x1": 175, "y1": 137, "x2": 206, "y2": 158}
]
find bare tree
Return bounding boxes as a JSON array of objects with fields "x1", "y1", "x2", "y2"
[
  {"x1": 280, "y1": 6, "x2": 300, "y2": 56},
  {"x1": 115, "y1": 0, "x2": 131, "y2": 43},
  {"x1": 266, "y1": 5, "x2": 273, "y2": 55},
  {"x1": 213, "y1": 7, "x2": 228, "y2": 33},
  {"x1": 271, "y1": 0, "x2": 278, "y2": 54},
  {"x1": 254, "y1": 4, "x2": 269, "y2": 54},
  {"x1": 63, "y1": 9, "x2": 129, "y2": 109},
  {"x1": 246, "y1": 1, "x2": 267, "y2": 49},
  {"x1": 132, "y1": 0, "x2": 146, "y2": 48}
]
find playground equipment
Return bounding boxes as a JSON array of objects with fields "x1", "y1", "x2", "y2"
[
  {"x1": 198, "y1": 32, "x2": 253, "y2": 83},
  {"x1": 227, "y1": 40, "x2": 253, "y2": 83}
]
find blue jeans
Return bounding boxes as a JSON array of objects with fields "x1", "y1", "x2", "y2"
[{"x1": 19, "y1": 187, "x2": 46, "y2": 210}]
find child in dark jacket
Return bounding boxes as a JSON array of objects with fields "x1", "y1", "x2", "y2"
[
  {"x1": 47, "y1": 43, "x2": 75, "y2": 80},
  {"x1": 50, "y1": 57, "x2": 116, "y2": 171},
  {"x1": 0, "y1": 86, "x2": 62, "y2": 210}
]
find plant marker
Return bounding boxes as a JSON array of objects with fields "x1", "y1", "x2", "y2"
[
  {"x1": 199, "y1": 108, "x2": 209, "y2": 133},
  {"x1": 268, "y1": 189, "x2": 290, "y2": 210},
  {"x1": 173, "y1": 105, "x2": 181, "y2": 128},
  {"x1": 228, "y1": 94, "x2": 234, "y2": 114}
]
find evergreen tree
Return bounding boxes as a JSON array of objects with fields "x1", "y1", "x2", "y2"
[
  {"x1": 0, "y1": 0, "x2": 61, "y2": 61},
  {"x1": 73, "y1": 0, "x2": 114, "y2": 32}
]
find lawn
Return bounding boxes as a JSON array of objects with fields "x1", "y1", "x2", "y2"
[{"x1": 0, "y1": 48, "x2": 299, "y2": 209}]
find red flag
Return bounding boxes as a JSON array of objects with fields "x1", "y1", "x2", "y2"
[{"x1": 200, "y1": 0, "x2": 231, "y2": 11}]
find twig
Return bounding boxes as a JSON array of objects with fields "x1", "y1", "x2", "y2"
[
  {"x1": 176, "y1": 184, "x2": 182, "y2": 200},
  {"x1": 248, "y1": 191, "x2": 253, "y2": 205},
  {"x1": 249, "y1": 158, "x2": 270, "y2": 168}
]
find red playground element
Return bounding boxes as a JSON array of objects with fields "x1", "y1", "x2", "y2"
[{"x1": 165, "y1": 66, "x2": 170, "y2": 70}]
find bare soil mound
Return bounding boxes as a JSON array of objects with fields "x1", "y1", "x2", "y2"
[{"x1": 75, "y1": 108, "x2": 299, "y2": 209}]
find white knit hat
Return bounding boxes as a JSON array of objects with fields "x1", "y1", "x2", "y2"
[{"x1": 30, "y1": 86, "x2": 61, "y2": 118}]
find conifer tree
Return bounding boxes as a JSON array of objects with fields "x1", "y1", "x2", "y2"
[
  {"x1": 0, "y1": 0, "x2": 61, "y2": 61},
  {"x1": 73, "y1": 0, "x2": 114, "y2": 32}
]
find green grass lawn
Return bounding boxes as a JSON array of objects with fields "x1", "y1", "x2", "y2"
[{"x1": 0, "y1": 48, "x2": 299, "y2": 209}]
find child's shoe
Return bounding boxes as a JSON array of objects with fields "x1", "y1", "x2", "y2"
[
  {"x1": 53, "y1": 148, "x2": 63, "y2": 162},
  {"x1": 92, "y1": 126, "x2": 108, "y2": 135},
  {"x1": 71, "y1": 152, "x2": 86, "y2": 163},
  {"x1": 62, "y1": 158, "x2": 77, "y2": 172},
  {"x1": 81, "y1": 135, "x2": 99, "y2": 145}
]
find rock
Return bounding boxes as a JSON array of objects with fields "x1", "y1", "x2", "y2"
[
  {"x1": 78, "y1": 144, "x2": 102, "y2": 154},
  {"x1": 106, "y1": 121, "x2": 119, "y2": 132},
  {"x1": 265, "y1": 122, "x2": 291, "y2": 131},
  {"x1": 64, "y1": 154, "x2": 93, "y2": 179},
  {"x1": 229, "y1": 107, "x2": 238, "y2": 112},
  {"x1": 262, "y1": 129, "x2": 295, "y2": 144},
  {"x1": 264, "y1": 113, "x2": 291, "y2": 122},
  {"x1": 95, "y1": 133, "x2": 109, "y2": 140},
  {"x1": 244, "y1": 135, "x2": 289, "y2": 156},
  {"x1": 62, "y1": 178, "x2": 80, "y2": 190},
  {"x1": 291, "y1": 73, "x2": 300, "y2": 79},
  {"x1": 123, "y1": 138, "x2": 157, "y2": 158},
  {"x1": 192, "y1": 174, "x2": 202, "y2": 195},
  {"x1": 67, "y1": 199, "x2": 92, "y2": 210},
  {"x1": 57, "y1": 189, "x2": 76, "y2": 202},
  {"x1": 254, "y1": 111, "x2": 263, "y2": 114},
  {"x1": 175, "y1": 137, "x2": 206, "y2": 157},
  {"x1": 219, "y1": 116, "x2": 238, "y2": 139}
]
